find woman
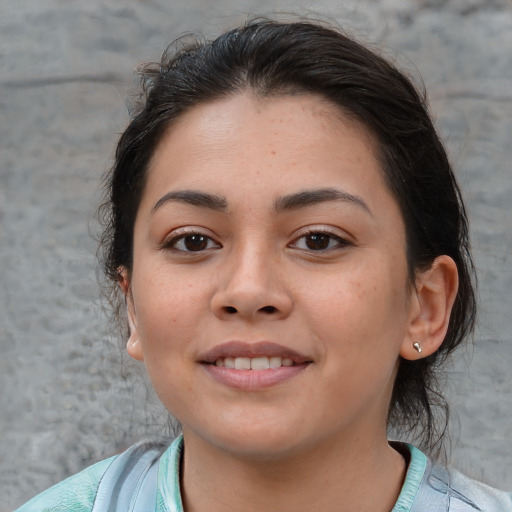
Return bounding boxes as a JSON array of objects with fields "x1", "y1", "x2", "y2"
[{"x1": 16, "y1": 19, "x2": 511, "y2": 512}]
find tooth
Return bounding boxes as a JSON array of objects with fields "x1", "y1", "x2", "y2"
[
  {"x1": 269, "y1": 357, "x2": 282, "y2": 368},
  {"x1": 282, "y1": 358, "x2": 294, "y2": 367},
  {"x1": 234, "y1": 357, "x2": 251, "y2": 370},
  {"x1": 224, "y1": 357, "x2": 235, "y2": 369},
  {"x1": 251, "y1": 357, "x2": 270, "y2": 370},
  {"x1": 215, "y1": 359, "x2": 224, "y2": 367}
]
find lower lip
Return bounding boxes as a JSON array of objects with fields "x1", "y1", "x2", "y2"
[{"x1": 202, "y1": 363, "x2": 309, "y2": 390}]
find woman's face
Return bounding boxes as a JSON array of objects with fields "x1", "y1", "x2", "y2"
[{"x1": 124, "y1": 93, "x2": 418, "y2": 459}]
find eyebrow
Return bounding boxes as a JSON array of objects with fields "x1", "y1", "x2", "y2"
[
  {"x1": 152, "y1": 190, "x2": 228, "y2": 213},
  {"x1": 273, "y1": 188, "x2": 371, "y2": 215},
  {"x1": 151, "y1": 187, "x2": 371, "y2": 216}
]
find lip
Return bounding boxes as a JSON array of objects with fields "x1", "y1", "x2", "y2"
[
  {"x1": 203, "y1": 364, "x2": 309, "y2": 389},
  {"x1": 199, "y1": 341, "x2": 311, "y2": 364},
  {"x1": 199, "y1": 341, "x2": 312, "y2": 390}
]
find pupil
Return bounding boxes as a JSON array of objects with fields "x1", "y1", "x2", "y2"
[
  {"x1": 306, "y1": 233, "x2": 329, "y2": 250},
  {"x1": 185, "y1": 235, "x2": 207, "y2": 251}
]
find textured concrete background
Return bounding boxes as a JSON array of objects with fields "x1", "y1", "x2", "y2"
[{"x1": 1, "y1": 0, "x2": 511, "y2": 509}]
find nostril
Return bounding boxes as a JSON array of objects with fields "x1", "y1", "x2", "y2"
[{"x1": 219, "y1": 305, "x2": 279, "y2": 316}]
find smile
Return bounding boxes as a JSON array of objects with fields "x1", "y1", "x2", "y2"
[
  {"x1": 213, "y1": 356, "x2": 295, "y2": 370},
  {"x1": 200, "y1": 340, "x2": 311, "y2": 364},
  {"x1": 200, "y1": 342, "x2": 312, "y2": 389}
]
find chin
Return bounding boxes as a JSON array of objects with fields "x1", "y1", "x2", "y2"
[{"x1": 217, "y1": 435, "x2": 302, "y2": 461}]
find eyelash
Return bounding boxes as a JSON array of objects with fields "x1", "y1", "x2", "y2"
[
  {"x1": 290, "y1": 229, "x2": 351, "y2": 252},
  {"x1": 162, "y1": 230, "x2": 221, "y2": 253},
  {"x1": 163, "y1": 228, "x2": 350, "y2": 254}
]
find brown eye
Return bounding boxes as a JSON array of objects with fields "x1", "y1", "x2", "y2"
[
  {"x1": 305, "y1": 233, "x2": 331, "y2": 250},
  {"x1": 291, "y1": 231, "x2": 349, "y2": 252},
  {"x1": 183, "y1": 234, "x2": 208, "y2": 251},
  {"x1": 166, "y1": 232, "x2": 220, "y2": 252}
]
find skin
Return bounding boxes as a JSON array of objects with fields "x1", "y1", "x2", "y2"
[{"x1": 120, "y1": 93, "x2": 458, "y2": 512}]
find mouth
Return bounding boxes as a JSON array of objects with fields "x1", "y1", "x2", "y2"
[
  {"x1": 200, "y1": 340, "x2": 311, "y2": 366},
  {"x1": 200, "y1": 341, "x2": 312, "y2": 389},
  {"x1": 210, "y1": 356, "x2": 297, "y2": 370}
]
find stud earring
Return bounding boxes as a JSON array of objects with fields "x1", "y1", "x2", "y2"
[{"x1": 413, "y1": 342, "x2": 422, "y2": 354}]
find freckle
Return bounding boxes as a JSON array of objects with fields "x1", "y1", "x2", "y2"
[{"x1": 271, "y1": 150, "x2": 276, "y2": 155}]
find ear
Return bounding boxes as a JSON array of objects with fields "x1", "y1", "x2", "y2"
[
  {"x1": 118, "y1": 268, "x2": 144, "y2": 362},
  {"x1": 400, "y1": 255, "x2": 459, "y2": 360}
]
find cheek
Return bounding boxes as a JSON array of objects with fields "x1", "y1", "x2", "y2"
[
  {"x1": 317, "y1": 274, "x2": 407, "y2": 398},
  {"x1": 132, "y1": 274, "x2": 203, "y2": 406},
  {"x1": 133, "y1": 267, "x2": 209, "y2": 350},
  {"x1": 303, "y1": 265, "x2": 408, "y2": 351}
]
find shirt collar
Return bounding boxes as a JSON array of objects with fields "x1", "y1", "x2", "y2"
[
  {"x1": 157, "y1": 436, "x2": 428, "y2": 512},
  {"x1": 391, "y1": 444, "x2": 428, "y2": 512}
]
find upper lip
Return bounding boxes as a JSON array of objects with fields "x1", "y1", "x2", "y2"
[{"x1": 200, "y1": 341, "x2": 312, "y2": 364}]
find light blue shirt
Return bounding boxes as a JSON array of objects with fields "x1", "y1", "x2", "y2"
[{"x1": 15, "y1": 436, "x2": 512, "y2": 511}]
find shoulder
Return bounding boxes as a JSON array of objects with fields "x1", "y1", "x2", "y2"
[
  {"x1": 445, "y1": 467, "x2": 512, "y2": 512},
  {"x1": 14, "y1": 456, "x2": 116, "y2": 512},
  {"x1": 14, "y1": 440, "x2": 170, "y2": 512},
  {"x1": 415, "y1": 456, "x2": 512, "y2": 511},
  {"x1": 394, "y1": 444, "x2": 512, "y2": 512}
]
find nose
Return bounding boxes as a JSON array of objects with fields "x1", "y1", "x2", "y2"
[{"x1": 210, "y1": 244, "x2": 293, "y2": 322}]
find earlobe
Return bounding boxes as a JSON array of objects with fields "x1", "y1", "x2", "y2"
[
  {"x1": 126, "y1": 305, "x2": 144, "y2": 361},
  {"x1": 127, "y1": 334, "x2": 144, "y2": 361},
  {"x1": 118, "y1": 267, "x2": 144, "y2": 362},
  {"x1": 401, "y1": 255, "x2": 459, "y2": 360}
]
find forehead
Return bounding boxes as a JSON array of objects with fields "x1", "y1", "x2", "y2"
[
  {"x1": 159, "y1": 92, "x2": 374, "y2": 152},
  {"x1": 145, "y1": 92, "x2": 386, "y2": 197}
]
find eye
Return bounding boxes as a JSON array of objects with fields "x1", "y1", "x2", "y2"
[
  {"x1": 164, "y1": 232, "x2": 220, "y2": 252},
  {"x1": 291, "y1": 231, "x2": 350, "y2": 251}
]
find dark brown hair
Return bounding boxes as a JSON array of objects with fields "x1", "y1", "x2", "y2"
[{"x1": 99, "y1": 19, "x2": 476, "y2": 454}]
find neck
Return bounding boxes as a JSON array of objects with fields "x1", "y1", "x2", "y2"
[{"x1": 180, "y1": 429, "x2": 406, "y2": 512}]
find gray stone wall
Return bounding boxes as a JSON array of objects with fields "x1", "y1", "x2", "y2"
[{"x1": 1, "y1": 1, "x2": 511, "y2": 509}]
